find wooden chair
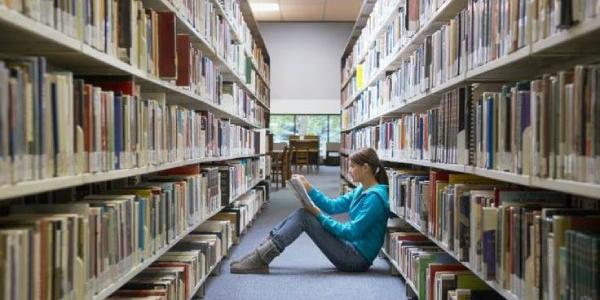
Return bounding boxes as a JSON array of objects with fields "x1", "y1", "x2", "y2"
[
  {"x1": 294, "y1": 149, "x2": 310, "y2": 173},
  {"x1": 283, "y1": 146, "x2": 294, "y2": 182},
  {"x1": 325, "y1": 142, "x2": 340, "y2": 166},
  {"x1": 270, "y1": 147, "x2": 289, "y2": 189},
  {"x1": 289, "y1": 138, "x2": 320, "y2": 173}
]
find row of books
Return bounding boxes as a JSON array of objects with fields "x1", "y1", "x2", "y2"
[
  {"x1": 0, "y1": 163, "x2": 223, "y2": 299},
  {"x1": 385, "y1": 219, "x2": 504, "y2": 300},
  {"x1": 0, "y1": 160, "x2": 268, "y2": 300},
  {"x1": 342, "y1": 63, "x2": 600, "y2": 184},
  {"x1": 221, "y1": 81, "x2": 267, "y2": 126},
  {"x1": 202, "y1": 0, "x2": 270, "y2": 102},
  {"x1": 0, "y1": 0, "x2": 270, "y2": 102},
  {"x1": 341, "y1": 0, "x2": 459, "y2": 104},
  {"x1": 341, "y1": 13, "x2": 469, "y2": 128},
  {"x1": 106, "y1": 230, "x2": 222, "y2": 300},
  {"x1": 386, "y1": 169, "x2": 600, "y2": 300},
  {"x1": 340, "y1": 0, "x2": 600, "y2": 111},
  {"x1": 215, "y1": 0, "x2": 270, "y2": 82},
  {"x1": 341, "y1": 0, "x2": 393, "y2": 85},
  {"x1": 342, "y1": 0, "x2": 456, "y2": 87},
  {"x1": 222, "y1": 187, "x2": 268, "y2": 241},
  {"x1": 105, "y1": 182, "x2": 268, "y2": 300},
  {"x1": 0, "y1": 58, "x2": 270, "y2": 187},
  {"x1": 215, "y1": 158, "x2": 264, "y2": 206}
]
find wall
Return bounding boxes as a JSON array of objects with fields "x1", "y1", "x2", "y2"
[{"x1": 258, "y1": 22, "x2": 352, "y2": 115}]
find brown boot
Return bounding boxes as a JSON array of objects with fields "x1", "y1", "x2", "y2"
[{"x1": 230, "y1": 239, "x2": 281, "y2": 274}]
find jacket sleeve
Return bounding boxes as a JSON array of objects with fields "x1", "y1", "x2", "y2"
[
  {"x1": 307, "y1": 187, "x2": 354, "y2": 215},
  {"x1": 316, "y1": 192, "x2": 385, "y2": 241}
]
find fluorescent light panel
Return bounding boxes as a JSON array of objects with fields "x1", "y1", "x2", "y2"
[{"x1": 251, "y1": 2, "x2": 280, "y2": 12}]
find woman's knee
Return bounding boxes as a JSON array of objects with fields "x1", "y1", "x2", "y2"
[
  {"x1": 291, "y1": 208, "x2": 311, "y2": 220},
  {"x1": 290, "y1": 208, "x2": 318, "y2": 226}
]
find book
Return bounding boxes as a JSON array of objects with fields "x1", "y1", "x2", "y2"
[{"x1": 289, "y1": 176, "x2": 314, "y2": 207}]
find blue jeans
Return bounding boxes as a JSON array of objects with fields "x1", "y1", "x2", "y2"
[{"x1": 269, "y1": 208, "x2": 371, "y2": 272}]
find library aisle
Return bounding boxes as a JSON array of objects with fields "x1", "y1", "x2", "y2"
[{"x1": 206, "y1": 166, "x2": 407, "y2": 299}]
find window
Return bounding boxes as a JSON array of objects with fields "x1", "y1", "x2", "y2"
[
  {"x1": 269, "y1": 114, "x2": 341, "y2": 156},
  {"x1": 328, "y1": 115, "x2": 341, "y2": 143},
  {"x1": 296, "y1": 115, "x2": 328, "y2": 155},
  {"x1": 270, "y1": 115, "x2": 295, "y2": 143}
]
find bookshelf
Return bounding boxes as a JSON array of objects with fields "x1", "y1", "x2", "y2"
[
  {"x1": 92, "y1": 203, "x2": 226, "y2": 300},
  {"x1": 94, "y1": 177, "x2": 265, "y2": 300},
  {"x1": 347, "y1": 151, "x2": 600, "y2": 199},
  {"x1": 0, "y1": 0, "x2": 271, "y2": 299},
  {"x1": 0, "y1": 154, "x2": 265, "y2": 201},
  {"x1": 396, "y1": 214, "x2": 520, "y2": 300},
  {"x1": 340, "y1": 3, "x2": 600, "y2": 125},
  {"x1": 0, "y1": 9, "x2": 264, "y2": 130},
  {"x1": 342, "y1": 0, "x2": 600, "y2": 299},
  {"x1": 380, "y1": 248, "x2": 419, "y2": 298}
]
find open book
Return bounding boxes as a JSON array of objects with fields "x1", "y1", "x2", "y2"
[{"x1": 289, "y1": 176, "x2": 313, "y2": 206}]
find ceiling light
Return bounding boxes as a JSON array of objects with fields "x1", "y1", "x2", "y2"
[{"x1": 250, "y1": 2, "x2": 280, "y2": 12}]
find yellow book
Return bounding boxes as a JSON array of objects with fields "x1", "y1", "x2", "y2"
[{"x1": 356, "y1": 64, "x2": 364, "y2": 90}]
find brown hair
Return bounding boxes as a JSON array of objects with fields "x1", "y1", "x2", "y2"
[{"x1": 350, "y1": 148, "x2": 389, "y2": 185}]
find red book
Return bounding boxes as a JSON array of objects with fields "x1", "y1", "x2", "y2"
[
  {"x1": 157, "y1": 11, "x2": 177, "y2": 79},
  {"x1": 159, "y1": 164, "x2": 201, "y2": 176},
  {"x1": 85, "y1": 78, "x2": 136, "y2": 97},
  {"x1": 429, "y1": 171, "x2": 450, "y2": 237},
  {"x1": 83, "y1": 84, "x2": 93, "y2": 156},
  {"x1": 176, "y1": 34, "x2": 191, "y2": 87},
  {"x1": 427, "y1": 264, "x2": 467, "y2": 300},
  {"x1": 408, "y1": 0, "x2": 419, "y2": 31}
]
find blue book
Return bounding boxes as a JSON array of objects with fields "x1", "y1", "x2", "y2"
[
  {"x1": 114, "y1": 93, "x2": 123, "y2": 169},
  {"x1": 50, "y1": 79, "x2": 59, "y2": 176},
  {"x1": 485, "y1": 95, "x2": 494, "y2": 169},
  {"x1": 137, "y1": 197, "x2": 146, "y2": 252}
]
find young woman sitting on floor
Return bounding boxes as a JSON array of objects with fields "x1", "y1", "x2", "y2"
[{"x1": 230, "y1": 147, "x2": 390, "y2": 273}]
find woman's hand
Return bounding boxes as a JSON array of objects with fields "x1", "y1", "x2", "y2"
[
  {"x1": 303, "y1": 201, "x2": 321, "y2": 216},
  {"x1": 293, "y1": 174, "x2": 312, "y2": 192}
]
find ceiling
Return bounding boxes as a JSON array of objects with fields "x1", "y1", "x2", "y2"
[{"x1": 249, "y1": 0, "x2": 363, "y2": 22}]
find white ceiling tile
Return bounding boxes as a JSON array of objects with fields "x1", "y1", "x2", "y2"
[
  {"x1": 323, "y1": 0, "x2": 363, "y2": 21},
  {"x1": 281, "y1": 3, "x2": 325, "y2": 21},
  {"x1": 280, "y1": 0, "x2": 325, "y2": 4},
  {"x1": 250, "y1": 0, "x2": 362, "y2": 22},
  {"x1": 253, "y1": 10, "x2": 282, "y2": 21}
]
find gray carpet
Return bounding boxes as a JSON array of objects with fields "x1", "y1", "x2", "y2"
[{"x1": 204, "y1": 166, "x2": 407, "y2": 300}]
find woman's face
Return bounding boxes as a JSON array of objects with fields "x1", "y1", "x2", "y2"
[{"x1": 349, "y1": 161, "x2": 370, "y2": 183}]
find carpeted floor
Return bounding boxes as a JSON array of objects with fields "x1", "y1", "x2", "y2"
[{"x1": 204, "y1": 166, "x2": 407, "y2": 300}]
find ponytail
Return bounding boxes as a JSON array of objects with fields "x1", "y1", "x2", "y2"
[
  {"x1": 374, "y1": 161, "x2": 389, "y2": 185},
  {"x1": 350, "y1": 148, "x2": 389, "y2": 185}
]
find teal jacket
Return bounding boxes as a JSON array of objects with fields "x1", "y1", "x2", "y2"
[{"x1": 308, "y1": 184, "x2": 389, "y2": 263}]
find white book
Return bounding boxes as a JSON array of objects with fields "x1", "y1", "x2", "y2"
[{"x1": 289, "y1": 176, "x2": 314, "y2": 208}]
